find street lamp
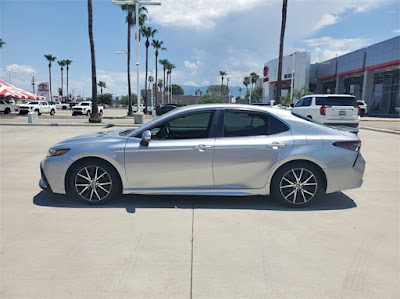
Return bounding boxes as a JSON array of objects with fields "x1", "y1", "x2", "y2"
[
  {"x1": 113, "y1": 0, "x2": 161, "y2": 116},
  {"x1": 289, "y1": 51, "x2": 299, "y2": 102}
]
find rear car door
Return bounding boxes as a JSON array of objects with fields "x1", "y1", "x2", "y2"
[{"x1": 213, "y1": 109, "x2": 294, "y2": 189}]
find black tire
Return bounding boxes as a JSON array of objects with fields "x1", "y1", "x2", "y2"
[
  {"x1": 62, "y1": 106, "x2": 67, "y2": 110},
  {"x1": 72, "y1": 113, "x2": 76, "y2": 116},
  {"x1": 99, "y1": 110, "x2": 103, "y2": 116},
  {"x1": 86, "y1": 111, "x2": 90, "y2": 116},
  {"x1": 4, "y1": 108, "x2": 10, "y2": 114},
  {"x1": 67, "y1": 159, "x2": 122, "y2": 205},
  {"x1": 271, "y1": 162, "x2": 324, "y2": 207},
  {"x1": 50, "y1": 109, "x2": 55, "y2": 116},
  {"x1": 360, "y1": 109, "x2": 365, "y2": 117},
  {"x1": 35, "y1": 109, "x2": 41, "y2": 116}
]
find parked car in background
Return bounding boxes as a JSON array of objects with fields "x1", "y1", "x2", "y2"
[
  {"x1": 40, "y1": 104, "x2": 365, "y2": 208},
  {"x1": 155, "y1": 103, "x2": 181, "y2": 115},
  {"x1": 72, "y1": 101, "x2": 103, "y2": 116},
  {"x1": 357, "y1": 100, "x2": 367, "y2": 116},
  {"x1": 55, "y1": 101, "x2": 70, "y2": 110},
  {"x1": 292, "y1": 94, "x2": 360, "y2": 127},
  {"x1": 0, "y1": 99, "x2": 15, "y2": 114},
  {"x1": 131, "y1": 104, "x2": 154, "y2": 114},
  {"x1": 18, "y1": 100, "x2": 56, "y2": 116}
]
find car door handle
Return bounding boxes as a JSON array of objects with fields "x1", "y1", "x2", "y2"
[
  {"x1": 266, "y1": 142, "x2": 285, "y2": 148},
  {"x1": 193, "y1": 144, "x2": 212, "y2": 150}
]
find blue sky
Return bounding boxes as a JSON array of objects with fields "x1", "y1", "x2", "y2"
[{"x1": 1, "y1": 0, "x2": 399, "y2": 97}]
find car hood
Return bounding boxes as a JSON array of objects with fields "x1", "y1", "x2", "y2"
[{"x1": 53, "y1": 129, "x2": 127, "y2": 147}]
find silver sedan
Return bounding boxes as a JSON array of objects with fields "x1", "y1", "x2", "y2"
[{"x1": 40, "y1": 104, "x2": 365, "y2": 207}]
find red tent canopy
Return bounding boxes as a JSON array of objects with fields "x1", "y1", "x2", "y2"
[{"x1": 0, "y1": 80, "x2": 45, "y2": 100}]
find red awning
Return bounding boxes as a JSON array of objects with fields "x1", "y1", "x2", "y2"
[{"x1": 0, "y1": 80, "x2": 45, "y2": 100}]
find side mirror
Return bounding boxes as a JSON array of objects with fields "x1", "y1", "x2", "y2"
[
  {"x1": 290, "y1": 103, "x2": 294, "y2": 107},
  {"x1": 140, "y1": 130, "x2": 152, "y2": 146}
]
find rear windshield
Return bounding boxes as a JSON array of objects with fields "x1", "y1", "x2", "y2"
[{"x1": 316, "y1": 97, "x2": 357, "y2": 106}]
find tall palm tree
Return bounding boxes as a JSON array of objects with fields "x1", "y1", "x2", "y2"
[
  {"x1": 167, "y1": 63, "x2": 176, "y2": 103},
  {"x1": 243, "y1": 76, "x2": 250, "y2": 103},
  {"x1": 159, "y1": 59, "x2": 169, "y2": 104},
  {"x1": 0, "y1": 39, "x2": 5, "y2": 48},
  {"x1": 250, "y1": 72, "x2": 259, "y2": 103},
  {"x1": 88, "y1": 0, "x2": 100, "y2": 122},
  {"x1": 64, "y1": 59, "x2": 72, "y2": 99},
  {"x1": 98, "y1": 81, "x2": 107, "y2": 94},
  {"x1": 121, "y1": 2, "x2": 148, "y2": 115},
  {"x1": 141, "y1": 26, "x2": 157, "y2": 112},
  {"x1": 276, "y1": 0, "x2": 288, "y2": 104},
  {"x1": 219, "y1": 71, "x2": 227, "y2": 100},
  {"x1": 57, "y1": 60, "x2": 66, "y2": 98},
  {"x1": 152, "y1": 40, "x2": 166, "y2": 106},
  {"x1": 44, "y1": 54, "x2": 57, "y2": 100}
]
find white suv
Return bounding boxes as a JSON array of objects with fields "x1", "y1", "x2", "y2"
[{"x1": 292, "y1": 94, "x2": 360, "y2": 128}]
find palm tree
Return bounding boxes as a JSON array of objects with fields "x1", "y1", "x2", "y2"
[
  {"x1": 167, "y1": 62, "x2": 176, "y2": 103},
  {"x1": 44, "y1": 54, "x2": 57, "y2": 100},
  {"x1": 64, "y1": 59, "x2": 72, "y2": 99},
  {"x1": 249, "y1": 72, "x2": 259, "y2": 103},
  {"x1": 276, "y1": 0, "x2": 288, "y2": 104},
  {"x1": 243, "y1": 76, "x2": 250, "y2": 103},
  {"x1": 57, "y1": 60, "x2": 66, "y2": 98},
  {"x1": 219, "y1": 71, "x2": 227, "y2": 100},
  {"x1": 0, "y1": 39, "x2": 5, "y2": 48},
  {"x1": 152, "y1": 40, "x2": 166, "y2": 106},
  {"x1": 159, "y1": 59, "x2": 169, "y2": 104},
  {"x1": 157, "y1": 79, "x2": 163, "y2": 93},
  {"x1": 239, "y1": 87, "x2": 242, "y2": 98},
  {"x1": 141, "y1": 26, "x2": 157, "y2": 112},
  {"x1": 98, "y1": 81, "x2": 107, "y2": 94},
  {"x1": 121, "y1": 2, "x2": 148, "y2": 115},
  {"x1": 88, "y1": 0, "x2": 100, "y2": 122}
]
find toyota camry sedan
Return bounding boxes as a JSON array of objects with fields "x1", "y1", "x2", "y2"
[{"x1": 40, "y1": 104, "x2": 365, "y2": 207}]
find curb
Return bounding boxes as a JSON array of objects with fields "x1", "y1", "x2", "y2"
[{"x1": 359, "y1": 126, "x2": 400, "y2": 135}]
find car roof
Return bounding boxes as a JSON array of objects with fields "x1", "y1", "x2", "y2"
[{"x1": 303, "y1": 94, "x2": 355, "y2": 98}]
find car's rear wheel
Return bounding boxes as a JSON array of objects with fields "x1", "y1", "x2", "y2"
[
  {"x1": 360, "y1": 109, "x2": 365, "y2": 117},
  {"x1": 50, "y1": 109, "x2": 55, "y2": 116},
  {"x1": 67, "y1": 159, "x2": 121, "y2": 205},
  {"x1": 271, "y1": 162, "x2": 323, "y2": 207}
]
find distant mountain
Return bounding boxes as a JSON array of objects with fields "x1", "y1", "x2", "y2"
[{"x1": 181, "y1": 85, "x2": 245, "y2": 98}]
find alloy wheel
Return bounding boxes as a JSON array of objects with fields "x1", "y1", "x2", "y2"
[
  {"x1": 74, "y1": 165, "x2": 112, "y2": 202},
  {"x1": 279, "y1": 168, "x2": 318, "y2": 204}
]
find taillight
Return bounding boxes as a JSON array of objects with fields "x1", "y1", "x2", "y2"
[
  {"x1": 356, "y1": 106, "x2": 360, "y2": 116},
  {"x1": 333, "y1": 140, "x2": 361, "y2": 151},
  {"x1": 320, "y1": 105, "x2": 331, "y2": 115}
]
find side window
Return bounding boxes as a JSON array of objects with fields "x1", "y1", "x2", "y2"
[
  {"x1": 315, "y1": 97, "x2": 325, "y2": 105},
  {"x1": 303, "y1": 97, "x2": 312, "y2": 106},
  {"x1": 223, "y1": 111, "x2": 269, "y2": 137},
  {"x1": 295, "y1": 98, "x2": 304, "y2": 107},
  {"x1": 0, "y1": 100, "x2": 4, "y2": 104},
  {"x1": 268, "y1": 116, "x2": 289, "y2": 135},
  {"x1": 150, "y1": 112, "x2": 213, "y2": 140}
]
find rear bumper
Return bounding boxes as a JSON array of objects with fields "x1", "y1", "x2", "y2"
[{"x1": 325, "y1": 153, "x2": 366, "y2": 193}]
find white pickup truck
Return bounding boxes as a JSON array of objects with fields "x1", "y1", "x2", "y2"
[
  {"x1": 72, "y1": 101, "x2": 103, "y2": 116},
  {"x1": 0, "y1": 99, "x2": 15, "y2": 114},
  {"x1": 18, "y1": 100, "x2": 56, "y2": 116},
  {"x1": 54, "y1": 101, "x2": 70, "y2": 110}
]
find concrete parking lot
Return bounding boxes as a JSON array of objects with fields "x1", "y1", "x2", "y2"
[{"x1": 0, "y1": 125, "x2": 399, "y2": 298}]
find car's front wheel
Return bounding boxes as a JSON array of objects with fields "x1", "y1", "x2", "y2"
[
  {"x1": 271, "y1": 162, "x2": 324, "y2": 207},
  {"x1": 67, "y1": 159, "x2": 121, "y2": 204}
]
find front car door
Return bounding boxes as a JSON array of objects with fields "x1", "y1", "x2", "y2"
[
  {"x1": 213, "y1": 109, "x2": 294, "y2": 189},
  {"x1": 124, "y1": 110, "x2": 218, "y2": 190}
]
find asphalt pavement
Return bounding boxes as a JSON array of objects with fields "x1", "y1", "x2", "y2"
[{"x1": 0, "y1": 124, "x2": 398, "y2": 298}]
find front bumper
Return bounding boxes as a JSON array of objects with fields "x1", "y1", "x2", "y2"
[{"x1": 40, "y1": 157, "x2": 72, "y2": 194}]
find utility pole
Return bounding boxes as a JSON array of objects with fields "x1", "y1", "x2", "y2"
[{"x1": 31, "y1": 75, "x2": 36, "y2": 93}]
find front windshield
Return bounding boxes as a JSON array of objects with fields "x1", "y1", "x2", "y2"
[
  {"x1": 28, "y1": 101, "x2": 38, "y2": 105},
  {"x1": 79, "y1": 103, "x2": 90, "y2": 106}
]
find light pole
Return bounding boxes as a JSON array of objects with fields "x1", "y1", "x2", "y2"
[
  {"x1": 226, "y1": 78, "x2": 230, "y2": 103},
  {"x1": 289, "y1": 51, "x2": 299, "y2": 102},
  {"x1": 149, "y1": 70, "x2": 154, "y2": 106},
  {"x1": 29, "y1": 74, "x2": 36, "y2": 93},
  {"x1": 113, "y1": 0, "x2": 161, "y2": 117}
]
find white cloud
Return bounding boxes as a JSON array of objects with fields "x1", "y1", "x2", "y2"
[
  {"x1": 149, "y1": 0, "x2": 268, "y2": 29},
  {"x1": 184, "y1": 61, "x2": 198, "y2": 70},
  {"x1": 393, "y1": 29, "x2": 400, "y2": 34},
  {"x1": 184, "y1": 81, "x2": 198, "y2": 87},
  {"x1": 303, "y1": 37, "x2": 371, "y2": 62},
  {"x1": 313, "y1": 13, "x2": 339, "y2": 31},
  {"x1": 201, "y1": 80, "x2": 210, "y2": 86},
  {"x1": 5, "y1": 64, "x2": 36, "y2": 74}
]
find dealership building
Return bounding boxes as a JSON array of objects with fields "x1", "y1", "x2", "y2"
[{"x1": 261, "y1": 36, "x2": 400, "y2": 116}]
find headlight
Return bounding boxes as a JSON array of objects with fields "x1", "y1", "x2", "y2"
[{"x1": 47, "y1": 148, "x2": 70, "y2": 157}]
